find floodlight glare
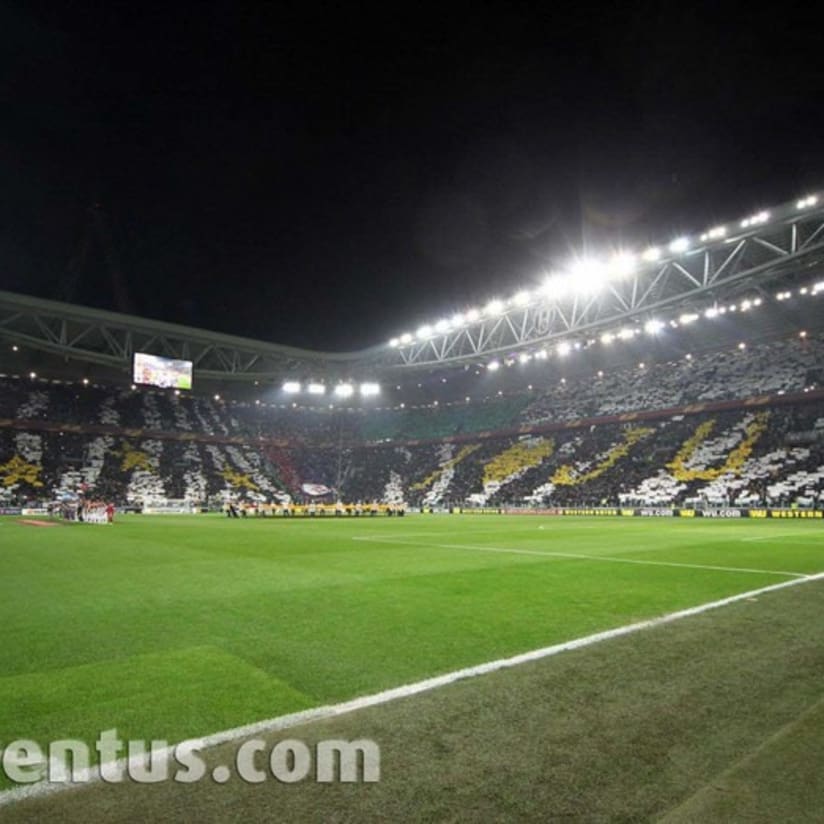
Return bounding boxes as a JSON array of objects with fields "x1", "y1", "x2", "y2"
[
  {"x1": 434, "y1": 319, "x2": 450, "y2": 334},
  {"x1": 451, "y1": 313, "x2": 465, "y2": 327},
  {"x1": 601, "y1": 332, "x2": 614, "y2": 345},
  {"x1": 617, "y1": 327, "x2": 635, "y2": 341},
  {"x1": 518, "y1": 352, "x2": 531, "y2": 364},
  {"x1": 557, "y1": 341, "x2": 572, "y2": 356},
  {"x1": 569, "y1": 259, "x2": 607, "y2": 294},
  {"x1": 704, "y1": 307, "x2": 719, "y2": 319},
  {"x1": 679, "y1": 313, "x2": 699, "y2": 324},
  {"x1": 644, "y1": 319, "x2": 664, "y2": 334},
  {"x1": 609, "y1": 252, "x2": 636, "y2": 277},
  {"x1": 282, "y1": 381, "x2": 301, "y2": 393},
  {"x1": 641, "y1": 247, "x2": 661, "y2": 262},
  {"x1": 484, "y1": 299, "x2": 505, "y2": 316},
  {"x1": 307, "y1": 383, "x2": 326, "y2": 395},
  {"x1": 541, "y1": 274, "x2": 569, "y2": 299},
  {"x1": 334, "y1": 383, "x2": 354, "y2": 398},
  {"x1": 416, "y1": 324, "x2": 433, "y2": 340},
  {"x1": 359, "y1": 382, "x2": 380, "y2": 396},
  {"x1": 465, "y1": 308, "x2": 480, "y2": 322},
  {"x1": 389, "y1": 338, "x2": 399, "y2": 347},
  {"x1": 512, "y1": 290, "x2": 531, "y2": 307},
  {"x1": 669, "y1": 237, "x2": 689, "y2": 254},
  {"x1": 487, "y1": 360, "x2": 501, "y2": 371}
]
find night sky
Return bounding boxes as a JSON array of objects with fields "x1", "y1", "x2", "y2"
[{"x1": 3, "y1": 3, "x2": 823, "y2": 351}]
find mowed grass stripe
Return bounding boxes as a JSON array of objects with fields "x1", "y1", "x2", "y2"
[
  {"x1": 1, "y1": 514, "x2": 823, "y2": 785},
  {"x1": 3, "y1": 577, "x2": 824, "y2": 822}
]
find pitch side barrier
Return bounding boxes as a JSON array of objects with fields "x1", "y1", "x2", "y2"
[{"x1": 448, "y1": 507, "x2": 823, "y2": 519}]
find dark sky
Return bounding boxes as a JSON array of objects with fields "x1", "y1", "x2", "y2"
[{"x1": 2, "y1": 2, "x2": 823, "y2": 351}]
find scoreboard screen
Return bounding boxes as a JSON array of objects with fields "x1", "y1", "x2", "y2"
[{"x1": 133, "y1": 353, "x2": 193, "y2": 390}]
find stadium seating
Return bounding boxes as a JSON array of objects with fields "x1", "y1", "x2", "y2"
[{"x1": 1, "y1": 331, "x2": 823, "y2": 510}]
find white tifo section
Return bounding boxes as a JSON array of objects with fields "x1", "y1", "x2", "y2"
[
  {"x1": 1, "y1": 571, "x2": 823, "y2": 808},
  {"x1": 422, "y1": 443, "x2": 457, "y2": 507}
]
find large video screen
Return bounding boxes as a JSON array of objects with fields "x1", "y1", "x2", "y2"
[{"x1": 133, "y1": 352, "x2": 193, "y2": 390}]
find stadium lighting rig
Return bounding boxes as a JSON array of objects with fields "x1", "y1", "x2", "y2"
[
  {"x1": 387, "y1": 189, "x2": 824, "y2": 368},
  {"x1": 477, "y1": 281, "x2": 822, "y2": 373}
]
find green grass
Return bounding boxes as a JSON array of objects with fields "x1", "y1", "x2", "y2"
[{"x1": 1, "y1": 513, "x2": 824, "y2": 812}]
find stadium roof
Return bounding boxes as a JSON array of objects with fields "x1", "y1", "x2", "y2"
[{"x1": 1, "y1": 191, "x2": 823, "y2": 387}]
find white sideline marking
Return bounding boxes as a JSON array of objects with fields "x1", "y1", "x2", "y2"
[
  {"x1": 2, "y1": 571, "x2": 824, "y2": 808},
  {"x1": 353, "y1": 536, "x2": 810, "y2": 578}
]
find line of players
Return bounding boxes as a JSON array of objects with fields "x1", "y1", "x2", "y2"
[{"x1": 223, "y1": 501, "x2": 406, "y2": 518}]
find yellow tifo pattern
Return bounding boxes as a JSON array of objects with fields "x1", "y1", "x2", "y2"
[
  {"x1": 0, "y1": 454, "x2": 43, "y2": 488},
  {"x1": 482, "y1": 438, "x2": 555, "y2": 486},
  {"x1": 551, "y1": 426, "x2": 655, "y2": 486},
  {"x1": 410, "y1": 444, "x2": 481, "y2": 491},
  {"x1": 666, "y1": 411, "x2": 769, "y2": 482}
]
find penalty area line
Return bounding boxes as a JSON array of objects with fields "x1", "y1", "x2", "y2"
[{"x1": 2, "y1": 572, "x2": 824, "y2": 808}]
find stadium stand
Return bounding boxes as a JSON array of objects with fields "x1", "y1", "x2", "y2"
[{"x1": 1, "y1": 332, "x2": 824, "y2": 511}]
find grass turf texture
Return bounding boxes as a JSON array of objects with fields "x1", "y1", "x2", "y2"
[{"x1": 1, "y1": 514, "x2": 823, "y2": 816}]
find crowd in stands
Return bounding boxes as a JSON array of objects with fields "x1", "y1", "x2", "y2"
[
  {"x1": 518, "y1": 333, "x2": 824, "y2": 426},
  {"x1": 1, "y1": 332, "x2": 824, "y2": 511}
]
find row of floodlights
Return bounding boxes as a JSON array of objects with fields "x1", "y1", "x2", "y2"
[
  {"x1": 388, "y1": 194, "x2": 819, "y2": 348},
  {"x1": 482, "y1": 296, "x2": 768, "y2": 371},
  {"x1": 776, "y1": 280, "x2": 824, "y2": 301},
  {"x1": 281, "y1": 381, "x2": 381, "y2": 398}
]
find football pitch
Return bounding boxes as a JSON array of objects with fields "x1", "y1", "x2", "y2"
[{"x1": 2, "y1": 513, "x2": 824, "y2": 818}]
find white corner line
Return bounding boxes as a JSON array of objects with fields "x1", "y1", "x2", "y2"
[{"x1": 2, "y1": 570, "x2": 824, "y2": 807}]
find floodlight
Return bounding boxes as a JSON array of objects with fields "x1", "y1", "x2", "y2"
[
  {"x1": 569, "y1": 259, "x2": 607, "y2": 293},
  {"x1": 283, "y1": 381, "x2": 301, "y2": 394},
  {"x1": 704, "y1": 307, "x2": 719, "y2": 319},
  {"x1": 465, "y1": 308, "x2": 480, "y2": 322},
  {"x1": 487, "y1": 360, "x2": 500, "y2": 371},
  {"x1": 451, "y1": 313, "x2": 465, "y2": 327},
  {"x1": 601, "y1": 332, "x2": 614, "y2": 345},
  {"x1": 609, "y1": 252, "x2": 635, "y2": 277},
  {"x1": 416, "y1": 324, "x2": 433, "y2": 340},
  {"x1": 334, "y1": 383, "x2": 354, "y2": 398},
  {"x1": 389, "y1": 338, "x2": 399, "y2": 347},
  {"x1": 484, "y1": 299, "x2": 505, "y2": 316},
  {"x1": 400, "y1": 333, "x2": 413, "y2": 345},
  {"x1": 557, "y1": 341, "x2": 571, "y2": 356},
  {"x1": 540, "y1": 274, "x2": 569, "y2": 299},
  {"x1": 644, "y1": 319, "x2": 665, "y2": 334},
  {"x1": 434, "y1": 319, "x2": 450, "y2": 334},
  {"x1": 641, "y1": 247, "x2": 661, "y2": 262},
  {"x1": 518, "y1": 352, "x2": 531, "y2": 364},
  {"x1": 359, "y1": 382, "x2": 380, "y2": 396},
  {"x1": 512, "y1": 290, "x2": 531, "y2": 307},
  {"x1": 679, "y1": 313, "x2": 698, "y2": 324},
  {"x1": 669, "y1": 237, "x2": 689, "y2": 254},
  {"x1": 307, "y1": 383, "x2": 326, "y2": 395},
  {"x1": 617, "y1": 327, "x2": 635, "y2": 341}
]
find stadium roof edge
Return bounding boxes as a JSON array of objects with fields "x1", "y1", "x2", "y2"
[{"x1": 0, "y1": 290, "x2": 386, "y2": 364}]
